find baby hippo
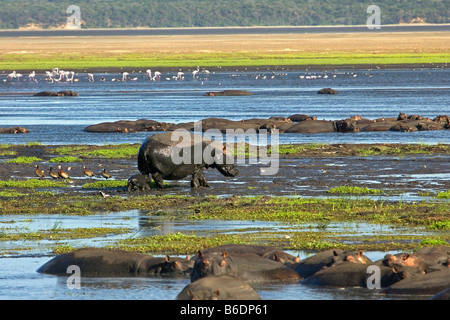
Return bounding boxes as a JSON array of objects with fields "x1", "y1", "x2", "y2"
[{"x1": 127, "y1": 174, "x2": 152, "y2": 192}]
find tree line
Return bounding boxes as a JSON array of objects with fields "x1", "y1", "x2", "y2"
[{"x1": 0, "y1": 0, "x2": 448, "y2": 29}]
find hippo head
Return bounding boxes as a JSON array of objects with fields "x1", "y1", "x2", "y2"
[
  {"x1": 191, "y1": 251, "x2": 236, "y2": 282},
  {"x1": 215, "y1": 163, "x2": 239, "y2": 177},
  {"x1": 210, "y1": 147, "x2": 238, "y2": 177}
]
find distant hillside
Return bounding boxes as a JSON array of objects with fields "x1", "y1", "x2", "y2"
[{"x1": 0, "y1": 0, "x2": 448, "y2": 29}]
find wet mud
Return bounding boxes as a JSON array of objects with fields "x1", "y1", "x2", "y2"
[{"x1": 1, "y1": 143, "x2": 448, "y2": 200}]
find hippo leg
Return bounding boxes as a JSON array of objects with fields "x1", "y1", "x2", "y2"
[{"x1": 152, "y1": 172, "x2": 165, "y2": 189}]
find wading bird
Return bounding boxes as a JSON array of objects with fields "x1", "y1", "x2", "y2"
[
  {"x1": 83, "y1": 166, "x2": 95, "y2": 178},
  {"x1": 28, "y1": 71, "x2": 38, "y2": 83},
  {"x1": 101, "y1": 168, "x2": 112, "y2": 179},
  {"x1": 58, "y1": 165, "x2": 71, "y2": 179},
  {"x1": 35, "y1": 165, "x2": 45, "y2": 179},
  {"x1": 48, "y1": 167, "x2": 59, "y2": 179}
]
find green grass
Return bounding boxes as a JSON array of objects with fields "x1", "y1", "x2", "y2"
[
  {"x1": 53, "y1": 144, "x2": 139, "y2": 159},
  {"x1": 327, "y1": 186, "x2": 383, "y2": 195},
  {"x1": 435, "y1": 190, "x2": 450, "y2": 199},
  {"x1": 0, "y1": 179, "x2": 67, "y2": 188},
  {"x1": 81, "y1": 180, "x2": 128, "y2": 189},
  {"x1": 2, "y1": 52, "x2": 449, "y2": 71},
  {"x1": 48, "y1": 156, "x2": 82, "y2": 163},
  {"x1": 5, "y1": 157, "x2": 42, "y2": 164}
]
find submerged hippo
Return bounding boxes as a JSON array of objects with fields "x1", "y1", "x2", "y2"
[
  {"x1": 138, "y1": 132, "x2": 238, "y2": 188},
  {"x1": 191, "y1": 250, "x2": 301, "y2": 283},
  {"x1": 177, "y1": 275, "x2": 261, "y2": 300},
  {"x1": 295, "y1": 249, "x2": 371, "y2": 278},
  {"x1": 37, "y1": 247, "x2": 193, "y2": 277},
  {"x1": 301, "y1": 263, "x2": 405, "y2": 288}
]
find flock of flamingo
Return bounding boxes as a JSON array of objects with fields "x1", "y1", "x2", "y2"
[
  {"x1": 4, "y1": 66, "x2": 211, "y2": 84},
  {"x1": 4, "y1": 67, "x2": 359, "y2": 85}
]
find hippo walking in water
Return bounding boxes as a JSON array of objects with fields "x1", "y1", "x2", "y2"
[{"x1": 137, "y1": 132, "x2": 238, "y2": 188}]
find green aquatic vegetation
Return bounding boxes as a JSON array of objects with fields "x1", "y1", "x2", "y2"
[
  {"x1": 355, "y1": 144, "x2": 450, "y2": 156},
  {"x1": 81, "y1": 180, "x2": 128, "y2": 189},
  {"x1": 48, "y1": 156, "x2": 82, "y2": 163},
  {"x1": 0, "y1": 190, "x2": 28, "y2": 197},
  {"x1": 426, "y1": 221, "x2": 450, "y2": 230},
  {"x1": 327, "y1": 186, "x2": 383, "y2": 195},
  {"x1": 5, "y1": 156, "x2": 42, "y2": 164},
  {"x1": 435, "y1": 190, "x2": 450, "y2": 199},
  {"x1": 0, "y1": 150, "x2": 16, "y2": 156},
  {"x1": 0, "y1": 227, "x2": 132, "y2": 241},
  {"x1": 0, "y1": 179, "x2": 67, "y2": 188},
  {"x1": 53, "y1": 144, "x2": 140, "y2": 159}
]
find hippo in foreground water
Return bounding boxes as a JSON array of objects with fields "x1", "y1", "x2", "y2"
[
  {"x1": 177, "y1": 275, "x2": 261, "y2": 300},
  {"x1": 138, "y1": 132, "x2": 238, "y2": 188},
  {"x1": 36, "y1": 247, "x2": 193, "y2": 277},
  {"x1": 191, "y1": 250, "x2": 301, "y2": 283}
]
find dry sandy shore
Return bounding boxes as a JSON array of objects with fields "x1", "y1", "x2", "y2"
[{"x1": 2, "y1": 31, "x2": 449, "y2": 57}]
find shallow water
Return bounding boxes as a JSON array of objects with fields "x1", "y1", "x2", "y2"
[
  {"x1": 0, "y1": 210, "x2": 436, "y2": 300},
  {"x1": 0, "y1": 68, "x2": 449, "y2": 145},
  {"x1": 0, "y1": 68, "x2": 448, "y2": 300},
  {"x1": 0, "y1": 210, "x2": 444, "y2": 300}
]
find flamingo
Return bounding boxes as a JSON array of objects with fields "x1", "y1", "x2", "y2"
[
  {"x1": 45, "y1": 71, "x2": 54, "y2": 82},
  {"x1": 28, "y1": 71, "x2": 37, "y2": 83},
  {"x1": 67, "y1": 71, "x2": 75, "y2": 82},
  {"x1": 176, "y1": 72, "x2": 184, "y2": 80},
  {"x1": 145, "y1": 69, "x2": 152, "y2": 80},
  {"x1": 152, "y1": 71, "x2": 161, "y2": 81},
  {"x1": 15, "y1": 72, "x2": 23, "y2": 82},
  {"x1": 7, "y1": 71, "x2": 16, "y2": 80},
  {"x1": 88, "y1": 73, "x2": 94, "y2": 82},
  {"x1": 122, "y1": 72, "x2": 129, "y2": 81},
  {"x1": 203, "y1": 69, "x2": 210, "y2": 79},
  {"x1": 192, "y1": 66, "x2": 200, "y2": 79}
]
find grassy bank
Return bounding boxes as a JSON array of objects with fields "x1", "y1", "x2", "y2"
[{"x1": 1, "y1": 52, "x2": 449, "y2": 71}]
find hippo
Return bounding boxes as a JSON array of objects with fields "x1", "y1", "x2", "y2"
[
  {"x1": 33, "y1": 90, "x2": 78, "y2": 96},
  {"x1": 177, "y1": 275, "x2": 261, "y2": 300},
  {"x1": 301, "y1": 263, "x2": 405, "y2": 288},
  {"x1": 413, "y1": 245, "x2": 450, "y2": 271},
  {"x1": 191, "y1": 250, "x2": 301, "y2": 283},
  {"x1": 137, "y1": 132, "x2": 238, "y2": 188},
  {"x1": 382, "y1": 268, "x2": 450, "y2": 296},
  {"x1": 127, "y1": 173, "x2": 152, "y2": 192},
  {"x1": 317, "y1": 88, "x2": 338, "y2": 94},
  {"x1": 204, "y1": 90, "x2": 253, "y2": 96},
  {"x1": 201, "y1": 244, "x2": 300, "y2": 265},
  {"x1": 295, "y1": 249, "x2": 371, "y2": 278},
  {"x1": 37, "y1": 247, "x2": 193, "y2": 277},
  {"x1": 285, "y1": 120, "x2": 335, "y2": 133}
]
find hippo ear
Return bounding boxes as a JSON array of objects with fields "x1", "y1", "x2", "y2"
[
  {"x1": 402, "y1": 254, "x2": 410, "y2": 261},
  {"x1": 198, "y1": 251, "x2": 203, "y2": 258},
  {"x1": 222, "y1": 251, "x2": 228, "y2": 258},
  {"x1": 357, "y1": 250, "x2": 363, "y2": 257},
  {"x1": 165, "y1": 255, "x2": 171, "y2": 262},
  {"x1": 186, "y1": 255, "x2": 190, "y2": 260},
  {"x1": 295, "y1": 255, "x2": 300, "y2": 263},
  {"x1": 333, "y1": 250, "x2": 339, "y2": 256}
]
